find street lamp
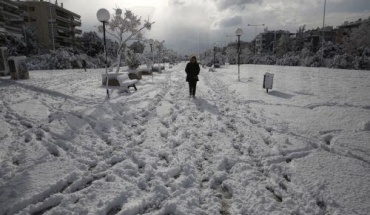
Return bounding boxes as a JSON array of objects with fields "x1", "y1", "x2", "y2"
[
  {"x1": 213, "y1": 43, "x2": 216, "y2": 68},
  {"x1": 235, "y1": 28, "x2": 243, "y2": 82},
  {"x1": 148, "y1": 39, "x2": 154, "y2": 81},
  {"x1": 161, "y1": 41, "x2": 165, "y2": 69},
  {"x1": 158, "y1": 40, "x2": 165, "y2": 73},
  {"x1": 97, "y1": 8, "x2": 110, "y2": 98}
]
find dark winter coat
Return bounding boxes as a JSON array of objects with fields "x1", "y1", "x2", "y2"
[
  {"x1": 82, "y1": 60, "x2": 86, "y2": 68},
  {"x1": 185, "y1": 62, "x2": 200, "y2": 82}
]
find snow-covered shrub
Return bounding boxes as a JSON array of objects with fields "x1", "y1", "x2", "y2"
[
  {"x1": 265, "y1": 55, "x2": 277, "y2": 65},
  {"x1": 301, "y1": 54, "x2": 322, "y2": 67},
  {"x1": 124, "y1": 49, "x2": 141, "y2": 69},
  {"x1": 48, "y1": 47, "x2": 78, "y2": 69},
  {"x1": 26, "y1": 54, "x2": 50, "y2": 70},
  {"x1": 300, "y1": 47, "x2": 314, "y2": 59},
  {"x1": 26, "y1": 49, "x2": 113, "y2": 70},
  {"x1": 360, "y1": 56, "x2": 370, "y2": 70},
  {"x1": 330, "y1": 54, "x2": 354, "y2": 69},
  {"x1": 250, "y1": 55, "x2": 276, "y2": 65},
  {"x1": 352, "y1": 55, "x2": 370, "y2": 70},
  {"x1": 276, "y1": 52, "x2": 300, "y2": 66},
  {"x1": 317, "y1": 41, "x2": 344, "y2": 59}
]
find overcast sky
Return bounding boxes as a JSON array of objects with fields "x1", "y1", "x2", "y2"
[{"x1": 57, "y1": 0, "x2": 369, "y2": 55}]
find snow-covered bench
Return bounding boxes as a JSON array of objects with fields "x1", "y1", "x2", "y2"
[{"x1": 117, "y1": 74, "x2": 138, "y2": 93}]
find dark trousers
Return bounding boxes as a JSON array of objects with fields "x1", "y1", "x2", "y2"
[{"x1": 188, "y1": 81, "x2": 197, "y2": 96}]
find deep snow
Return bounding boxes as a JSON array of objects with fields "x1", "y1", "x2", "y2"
[{"x1": 0, "y1": 63, "x2": 369, "y2": 215}]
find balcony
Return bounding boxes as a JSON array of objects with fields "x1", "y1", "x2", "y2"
[
  {"x1": 56, "y1": 11, "x2": 69, "y2": 19},
  {"x1": 72, "y1": 19, "x2": 81, "y2": 27},
  {"x1": 9, "y1": 17, "x2": 23, "y2": 23},
  {"x1": 74, "y1": 28, "x2": 82, "y2": 34},
  {"x1": 56, "y1": 34, "x2": 72, "y2": 40},
  {"x1": 1, "y1": 10, "x2": 22, "y2": 19},
  {"x1": 56, "y1": 25, "x2": 70, "y2": 32},
  {"x1": 0, "y1": 1, "x2": 18, "y2": 10},
  {"x1": 55, "y1": 16, "x2": 70, "y2": 24},
  {"x1": 73, "y1": 16, "x2": 81, "y2": 22},
  {"x1": 5, "y1": 25, "x2": 22, "y2": 33},
  {"x1": 55, "y1": 37, "x2": 72, "y2": 45}
]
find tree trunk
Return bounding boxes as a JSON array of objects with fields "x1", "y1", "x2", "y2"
[{"x1": 115, "y1": 53, "x2": 122, "y2": 73}]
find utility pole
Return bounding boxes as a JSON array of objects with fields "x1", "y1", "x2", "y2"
[{"x1": 322, "y1": 0, "x2": 326, "y2": 64}]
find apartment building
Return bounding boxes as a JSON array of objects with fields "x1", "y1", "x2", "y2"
[
  {"x1": 17, "y1": 0, "x2": 82, "y2": 49},
  {"x1": 255, "y1": 30, "x2": 292, "y2": 54},
  {"x1": 0, "y1": 0, "x2": 24, "y2": 40}
]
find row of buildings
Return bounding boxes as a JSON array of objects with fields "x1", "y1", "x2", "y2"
[
  {"x1": 0, "y1": 0, "x2": 81, "y2": 49},
  {"x1": 227, "y1": 16, "x2": 369, "y2": 55}
]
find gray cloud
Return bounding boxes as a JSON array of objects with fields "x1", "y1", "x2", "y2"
[
  {"x1": 214, "y1": 0, "x2": 263, "y2": 11},
  {"x1": 217, "y1": 16, "x2": 243, "y2": 28},
  {"x1": 169, "y1": 0, "x2": 187, "y2": 7},
  {"x1": 326, "y1": 0, "x2": 370, "y2": 13},
  {"x1": 58, "y1": 0, "x2": 370, "y2": 55}
]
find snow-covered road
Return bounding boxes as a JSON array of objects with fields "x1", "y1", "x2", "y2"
[{"x1": 1, "y1": 63, "x2": 369, "y2": 215}]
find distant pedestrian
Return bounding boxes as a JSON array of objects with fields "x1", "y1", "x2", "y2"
[
  {"x1": 185, "y1": 56, "x2": 200, "y2": 98},
  {"x1": 82, "y1": 59, "x2": 87, "y2": 72}
]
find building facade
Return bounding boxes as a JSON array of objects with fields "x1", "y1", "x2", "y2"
[
  {"x1": 0, "y1": 0, "x2": 24, "y2": 41},
  {"x1": 255, "y1": 30, "x2": 291, "y2": 54},
  {"x1": 17, "y1": 0, "x2": 82, "y2": 50}
]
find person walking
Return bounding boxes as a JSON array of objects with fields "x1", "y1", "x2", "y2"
[
  {"x1": 185, "y1": 56, "x2": 200, "y2": 98},
  {"x1": 82, "y1": 59, "x2": 87, "y2": 72}
]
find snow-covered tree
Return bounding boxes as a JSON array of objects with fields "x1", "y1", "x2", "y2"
[
  {"x1": 344, "y1": 20, "x2": 370, "y2": 55},
  {"x1": 124, "y1": 48, "x2": 141, "y2": 69},
  {"x1": 276, "y1": 34, "x2": 292, "y2": 57},
  {"x1": 129, "y1": 41, "x2": 145, "y2": 54},
  {"x1": 78, "y1": 31, "x2": 104, "y2": 57},
  {"x1": 3, "y1": 26, "x2": 39, "y2": 56},
  {"x1": 226, "y1": 45, "x2": 238, "y2": 64},
  {"x1": 164, "y1": 49, "x2": 179, "y2": 64},
  {"x1": 293, "y1": 25, "x2": 305, "y2": 51},
  {"x1": 98, "y1": 7, "x2": 154, "y2": 73}
]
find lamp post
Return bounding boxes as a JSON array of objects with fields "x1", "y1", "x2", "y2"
[
  {"x1": 148, "y1": 39, "x2": 154, "y2": 81},
  {"x1": 235, "y1": 28, "x2": 243, "y2": 82},
  {"x1": 97, "y1": 8, "x2": 110, "y2": 98},
  {"x1": 213, "y1": 43, "x2": 216, "y2": 67},
  {"x1": 158, "y1": 40, "x2": 165, "y2": 72}
]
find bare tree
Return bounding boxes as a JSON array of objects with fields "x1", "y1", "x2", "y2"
[{"x1": 98, "y1": 7, "x2": 154, "y2": 73}]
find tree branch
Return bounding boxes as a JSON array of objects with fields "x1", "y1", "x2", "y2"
[
  {"x1": 117, "y1": 21, "x2": 155, "y2": 53},
  {"x1": 106, "y1": 30, "x2": 120, "y2": 41}
]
